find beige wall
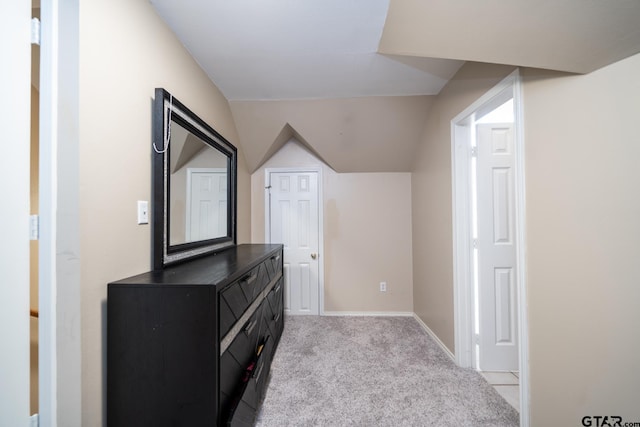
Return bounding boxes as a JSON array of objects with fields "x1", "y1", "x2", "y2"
[
  {"x1": 30, "y1": 85, "x2": 39, "y2": 415},
  {"x1": 252, "y1": 140, "x2": 413, "y2": 313},
  {"x1": 72, "y1": 1, "x2": 640, "y2": 423},
  {"x1": 523, "y1": 54, "x2": 640, "y2": 425},
  {"x1": 412, "y1": 56, "x2": 640, "y2": 423},
  {"x1": 78, "y1": 0, "x2": 249, "y2": 424},
  {"x1": 231, "y1": 96, "x2": 434, "y2": 173},
  {"x1": 411, "y1": 62, "x2": 516, "y2": 351}
]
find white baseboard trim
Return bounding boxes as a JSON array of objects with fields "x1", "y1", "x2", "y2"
[
  {"x1": 322, "y1": 311, "x2": 414, "y2": 317},
  {"x1": 412, "y1": 313, "x2": 456, "y2": 362}
]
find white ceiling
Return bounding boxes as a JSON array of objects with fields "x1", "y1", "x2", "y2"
[
  {"x1": 151, "y1": 0, "x2": 640, "y2": 101},
  {"x1": 149, "y1": 0, "x2": 464, "y2": 100}
]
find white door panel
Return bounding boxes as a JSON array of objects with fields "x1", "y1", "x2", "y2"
[
  {"x1": 477, "y1": 123, "x2": 518, "y2": 371},
  {"x1": 269, "y1": 172, "x2": 319, "y2": 315}
]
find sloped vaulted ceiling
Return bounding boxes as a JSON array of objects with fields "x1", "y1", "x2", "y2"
[
  {"x1": 379, "y1": 0, "x2": 640, "y2": 74},
  {"x1": 150, "y1": 0, "x2": 462, "y2": 101},
  {"x1": 151, "y1": 0, "x2": 640, "y2": 173}
]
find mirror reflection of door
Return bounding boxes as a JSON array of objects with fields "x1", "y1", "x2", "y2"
[
  {"x1": 168, "y1": 118, "x2": 229, "y2": 245},
  {"x1": 186, "y1": 168, "x2": 227, "y2": 241}
]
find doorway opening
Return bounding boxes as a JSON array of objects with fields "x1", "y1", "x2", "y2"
[{"x1": 451, "y1": 70, "x2": 529, "y2": 425}]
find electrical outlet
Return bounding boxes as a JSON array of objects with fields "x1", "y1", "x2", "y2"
[{"x1": 380, "y1": 281, "x2": 387, "y2": 292}]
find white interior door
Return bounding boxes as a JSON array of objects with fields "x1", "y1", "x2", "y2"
[
  {"x1": 476, "y1": 123, "x2": 519, "y2": 371},
  {"x1": 268, "y1": 171, "x2": 320, "y2": 315},
  {"x1": 187, "y1": 169, "x2": 227, "y2": 240}
]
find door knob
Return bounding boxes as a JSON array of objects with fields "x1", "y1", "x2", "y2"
[{"x1": 310, "y1": 253, "x2": 317, "y2": 260}]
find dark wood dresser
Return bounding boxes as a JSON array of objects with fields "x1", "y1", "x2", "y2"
[{"x1": 107, "y1": 244, "x2": 284, "y2": 426}]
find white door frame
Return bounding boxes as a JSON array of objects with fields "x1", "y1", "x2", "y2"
[
  {"x1": 0, "y1": 1, "x2": 76, "y2": 424},
  {"x1": 451, "y1": 69, "x2": 529, "y2": 426},
  {"x1": 264, "y1": 167, "x2": 324, "y2": 315},
  {"x1": 39, "y1": 0, "x2": 82, "y2": 425},
  {"x1": 0, "y1": 1, "x2": 31, "y2": 424}
]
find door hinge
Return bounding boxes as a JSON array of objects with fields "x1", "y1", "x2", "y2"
[
  {"x1": 472, "y1": 238, "x2": 478, "y2": 249},
  {"x1": 474, "y1": 334, "x2": 480, "y2": 345},
  {"x1": 470, "y1": 146, "x2": 478, "y2": 157},
  {"x1": 30, "y1": 215, "x2": 39, "y2": 240},
  {"x1": 30, "y1": 413, "x2": 39, "y2": 427},
  {"x1": 31, "y1": 17, "x2": 41, "y2": 45}
]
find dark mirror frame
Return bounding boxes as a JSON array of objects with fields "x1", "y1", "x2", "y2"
[{"x1": 152, "y1": 88, "x2": 237, "y2": 270}]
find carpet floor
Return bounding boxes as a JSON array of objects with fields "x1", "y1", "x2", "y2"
[{"x1": 256, "y1": 316, "x2": 519, "y2": 427}]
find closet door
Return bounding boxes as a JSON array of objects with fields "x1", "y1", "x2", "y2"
[{"x1": 268, "y1": 172, "x2": 319, "y2": 315}]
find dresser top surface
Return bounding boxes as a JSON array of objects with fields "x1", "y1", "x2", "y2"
[{"x1": 109, "y1": 244, "x2": 282, "y2": 288}]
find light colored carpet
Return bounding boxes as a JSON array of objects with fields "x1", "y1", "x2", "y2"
[{"x1": 256, "y1": 316, "x2": 519, "y2": 427}]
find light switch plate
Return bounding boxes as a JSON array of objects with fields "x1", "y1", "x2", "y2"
[{"x1": 137, "y1": 201, "x2": 149, "y2": 224}]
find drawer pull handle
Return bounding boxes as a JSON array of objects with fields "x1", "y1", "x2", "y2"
[
  {"x1": 271, "y1": 255, "x2": 280, "y2": 262},
  {"x1": 244, "y1": 319, "x2": 257, "y2": 336},
  {"x1": 273, "y1": 284, "x2": 281, "y2": 294},
  {"x1": 241, "y1": 274, "x2": 257, "y2": 286},
  {"x1": 273, "y1": 313, "x2": 281, "y2": 322}
]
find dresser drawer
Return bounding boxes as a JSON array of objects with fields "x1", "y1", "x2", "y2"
[
  {"x1": 226, "y1": 335, "x2": 272, "y2": 427},
  {"x1": 267, "y1": 277, "x2": 284, "y2": 335},
  {"x1": 267, "y1": 277, "x2": 283, "y2": 311},
  {"x1": 220, "y1": 297, "x2": 275, "y2": 424},
  {"x1": 219, "y1": 304, "x2": 263, "y2": 419},
  {"x1": 219, "y1": 265, "x2": 263, "y2": 338},
  {"x1": 255, "y1": 262, "x2": 270, "y2": 295},
  {"x1": 265, "y1": 251, "x2": 283, "y2": 282}
]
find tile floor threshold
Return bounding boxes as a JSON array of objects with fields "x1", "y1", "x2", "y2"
[{"x1": 480, "y1": 371, "x2": 520, "y2": 413}]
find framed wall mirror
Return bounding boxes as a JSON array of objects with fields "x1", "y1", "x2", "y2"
[{"x1": 152, "y1": 88, "x2": 237, "y2": 269}]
